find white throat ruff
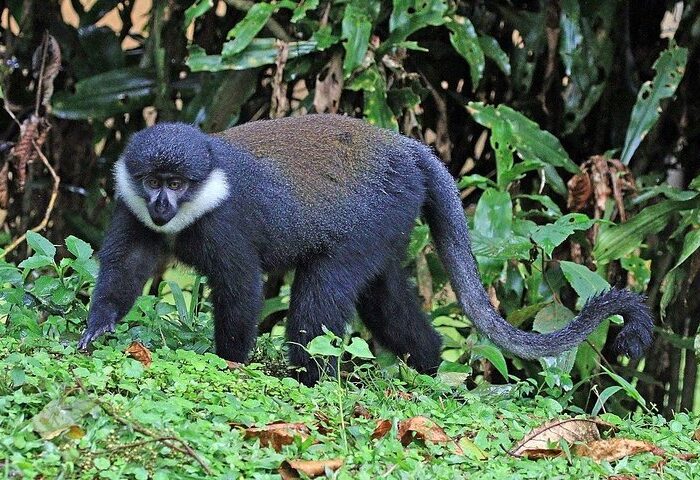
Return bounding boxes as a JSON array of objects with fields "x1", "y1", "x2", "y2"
[{"x1": 114, "y1": 159, "x2": 230, "y2": 234}]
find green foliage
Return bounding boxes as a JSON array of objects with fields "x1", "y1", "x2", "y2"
[
  {"x1": 620, "y1": 44, "x2": 688, "y2": 165},
  {"x1": 4, "y1": 333, "x2": 698, "y2": 478}
]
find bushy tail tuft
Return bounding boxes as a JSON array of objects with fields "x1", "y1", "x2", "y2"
[{"x1": 414, "y1": 145, "x2": 654, "y2": 359}]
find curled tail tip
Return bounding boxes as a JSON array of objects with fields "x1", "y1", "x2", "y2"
[{"x1": 586, "y1": 288, "x2": 654, "y2": 359}]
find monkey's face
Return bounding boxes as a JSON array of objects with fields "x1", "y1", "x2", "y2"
[
  {"x1": 115, "y1": 123, "x2": 230, "y2": 234},
  {"x1": 140, "y1": 173, "x2": 191, "y2": 226}
]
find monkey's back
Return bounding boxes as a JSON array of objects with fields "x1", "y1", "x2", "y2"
[{"x1": 214, "y1": 115, "x2": 398, "y2": 205}]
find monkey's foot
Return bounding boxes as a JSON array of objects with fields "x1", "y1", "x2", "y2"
[{"x1": 78, "y1": 322, "x2": 116, "y2": 350}]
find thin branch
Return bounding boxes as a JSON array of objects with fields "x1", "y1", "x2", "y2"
[
  {"x1": 0, "y1": 140, "x2": 59, "y2": 257},
  {"x1": 75, "y1": 377, "x2": 213, "y2": 475}
]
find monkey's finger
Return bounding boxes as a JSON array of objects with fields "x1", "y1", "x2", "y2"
[{"x1": 78, "y1": 324, "x2": 115, "y2": 350}]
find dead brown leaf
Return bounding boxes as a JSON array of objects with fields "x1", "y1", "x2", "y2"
[
  {"x1": 372, "y1": 419, "x2": 392, "y2": 440},
  {"x1": 574, "y1": 438, "x2": 664, "y2": 463},
  {"x1": 608, "y1": 475, "x2": 638, "y2": 480},
  {"x1": 125, "y1": 342, "x2": 152, "y2": 367},
  {"x1": 653, "y1": 453, "x2": 698, "y2": 471},
  {"x1": 384, "y1": 389, "x2": 413, "y2": 401},
  {"x1": 510, "y1": 418, "x2": 614, "y2": 457},
  {"x1": 398, "y1": 416, "x2": 451, "y2": 447},
  {"x1": 692, "y1": 428, "x2": 700, "y2": 441},
  {"x1": 66, "y1": 425, "x2": 85, "y2": 440},
  {"x1": 270, "y1": 40, "x2": 290, "y2": 119},
  {"x1": 279, "y1": 458, "x2": 343, "y2": 479},
  {"x1": 567, "y1": 172, "x2": 593, "y2": 211},
  {"x1": 244, "y1": 422, "x2": 311, "y2": 452},
  {"x1": 226, "y1": 361, "x2": 244, "y2": 370},
  {"x1": 313, "y1": 52, "x2": 343, "y2": 114},
  {"x1": 352, "y1": 403, "x2": 371, "y2": 419}
]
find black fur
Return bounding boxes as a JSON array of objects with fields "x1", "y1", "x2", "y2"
[{"x1": 79, "y1": 116, "x2": 654, "y2": 385}]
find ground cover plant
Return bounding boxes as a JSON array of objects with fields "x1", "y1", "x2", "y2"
[{"x1": 1, "y1": 0, "x2": 700, "y2": 478}]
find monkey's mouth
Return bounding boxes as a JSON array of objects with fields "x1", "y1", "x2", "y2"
[{"x1": 148, "y1": 206, "x2": 177, "y2": 226}]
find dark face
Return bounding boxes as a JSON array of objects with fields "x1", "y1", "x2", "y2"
[{"x1": 141, "y1": 172, "x2": 190, "y2": 226}]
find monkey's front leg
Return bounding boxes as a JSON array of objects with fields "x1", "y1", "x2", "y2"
[
  {"x1": 208, "y1": 264, "x2": 264, "y2": 363},
  {"x1": 79, "y1": 206, "x2": 165, "y2": 349}
]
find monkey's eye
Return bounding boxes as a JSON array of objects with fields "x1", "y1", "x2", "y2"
[
  {"x1": 145, "y1": 177, "x2": 160, "y2": 189},
  {"x1": 167, "y1": 179, "x2": 185, "y2": 191}
]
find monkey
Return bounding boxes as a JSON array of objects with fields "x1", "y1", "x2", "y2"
[{"x1": 78, "y1": 114, "x2": 654, "y2": 386}]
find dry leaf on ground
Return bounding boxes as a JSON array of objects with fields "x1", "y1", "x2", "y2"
[
  {"x1": 398, "y1": 416, "x2": 451, "y2": 447},
  {"x1": 352, "y1": 403, "x2": 371, "y2": 419},
  {"x1": 125, "y1": 342, "x2": 152, "y2": 367},
  {"x1": 510, "y1": 418, "x2": 614, "y2": 458},
  {"x1": 573, "y1": 438, "x2": 664, "y2": 462},
  {"x1": 279, "y1": 458, "x2": 343, "y2": 479},
  {"x1": 244, "y1": 423, "x2": 311, "y2": 452},
  {"x1": 372, "y1": 420, "x2": 392, "y2": 440}
]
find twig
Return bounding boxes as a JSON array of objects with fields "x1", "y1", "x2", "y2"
[
  {"x1": 1, "y1": 140, "x2": 60, "y2": 257},
  {"x1": 75, "y1": 377, "x2": 213, "y2": 475}
]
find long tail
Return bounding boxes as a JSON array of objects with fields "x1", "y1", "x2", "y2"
[{"x1": 415, "y1": 146, "x2": 653, "y2": 359}]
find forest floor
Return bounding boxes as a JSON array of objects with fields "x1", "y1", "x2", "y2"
[{"x1": 2, "y1": 332, "x2": 700, "y2": 479}]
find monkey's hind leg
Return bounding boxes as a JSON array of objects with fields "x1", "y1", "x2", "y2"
[
  {"x1": 286, "y1": 253, "x2": 381, "y2": 386},
  {"x1": 357, "y1": 260, "x2": 442, "y2": 375}
]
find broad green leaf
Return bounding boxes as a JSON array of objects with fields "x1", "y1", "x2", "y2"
[
  {"x1": 471, "y1": 344, "x2": 508, "y2": 379},
  {"x1": 407, "y1": 224, "x2": 430, "y2": 258},
  {"x1": 382, "y1": 0, "x2": 448, "y2": 53},
  {"x1": 167, "y1": 281, "x2": 190, "y2": 322},
  {"x1": 346, "y1": 66, "x2": 398, "y2": 130},
  {"x1": 507, "y1": 302, "x2": 549, "y2": 328},
  {"x1": 559, "y1": 260, "x2": 609, "y2": 302},
  {"x1": 51, "y1": 286, "x2": 75, "y2": 306},
  {"x1": 457, "y1": 174, "x2": 496, "y2": 190},
  {"x1": 26, "y1": 231, "x2": 56, "y2": 258},
  {"x1": 52, "y1": 67, "x2": 155, "y2": 120},
  {"x1": 225, "y1": 3, "x2": 282, "y2": 56},
  {"x1": 602, "y1": 366, "x2": 646, "y2": 408},
  {"x1": 672, "y1": 228, "x2": 700, "y2": 270},
  {"x1": 590, "y1": 386, "x2": 623, "y2": 417},
  {"x1": 620, "y1": 45, "x2": 688, "y2": 165},
  {"x1": 557, "y1": 0, "x2": 615, "y2": 133},
  {"x1": 594, "y1": 197, "x2": 700, "y2": 262},
  {"x1": 260, "y1": 295, "x2": 289, "y2": 320},
  {"x1": 18, "y1": 255, "x2": 54, "y2": 270},
  {"x1": 496, "y1": 7, "x2": 545, "y2": 92},
  {"x1": 341, "y1": 1, "x2": 380, "y2": 77},
  {"x1": 31, "y1": 398, "x2": 95, "y2": 440},
  {"x1": 187, "y1": 40, "x2": 318, "y2": 72},
  {"x1": 534, "y1": 303, "x2": 577, "y2": 374},
  {"x1": 517, "y1": 194, "x2": 563, "y2": 218},
  {"x1": 447, "y1": 17, "x2": 484, "y2": 90},
  {"x1": 474, "y1": 189, "x2": 512, "y2": 239},
  {"x1": 65, "y1": 236, "x2": 93, "y2": 260},
  {"x1": 660, "y1": 265, "x2": 684, "y2": 319},
  {"x1": 0, "y1": 263, "x2": 22, "y2": 286},
  {"x1": 470, "y1": 103, "x2": 578, "y2": 172},
  {"x1": 184, "y1": 0, "x2": 213, "y2": 28},
  {"x1": 533, "y1": 303, "x2": 575, "y2": 333},
  {"x1": 470, "y1": 232, "x2": 532, "y2": 261},
  {"x1": 345, "y1": 337, "x2": 375, "y2": 359},
  {"x1": 306, "y1": 335, "x2": 342, "y2": 357},
  {"x1": 531, "y1": 213, "x2": 595, "y2": 256},
  {"x1": 292, "y1": 0, "x2": 319, "y2": 23},
  {"x1": 478, "y1": 35, "x2": 510, "y2": 75}
]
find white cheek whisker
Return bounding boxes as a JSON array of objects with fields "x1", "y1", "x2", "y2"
[{"x1": 114, "y1": 159, "x2": 230, "y2": 234}]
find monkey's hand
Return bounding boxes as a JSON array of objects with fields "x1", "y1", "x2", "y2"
[
  {"x1": 78, "y1": 309, "x2": 118, "y2": 350},
  {"x1": 78, "y1": 321, "x2": 115, "y2": 350}
]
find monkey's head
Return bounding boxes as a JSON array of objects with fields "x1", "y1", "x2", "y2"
[{"x1": 115, "y1": 123, "x2": 230, "y2": 234}]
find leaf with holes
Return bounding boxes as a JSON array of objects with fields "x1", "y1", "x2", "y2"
[{"x1": 620, "y1": 45, "x2": 688, "y2": 165}]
